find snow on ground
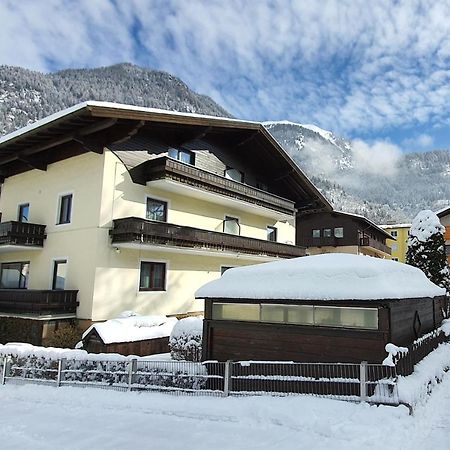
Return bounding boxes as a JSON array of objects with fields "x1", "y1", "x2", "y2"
[
  {"x1": 196, "y1": 253, "x2": 445, "y2": 300},
  {"x1": 1, "y1": 376, "x2": 450, "y2": 450}
]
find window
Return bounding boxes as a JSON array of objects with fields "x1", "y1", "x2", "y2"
[
  {"x1": 223, "y1": 216, "x2": 240, "y2": 235},
  {"x1": 18, "y1": 203, "x2": 29, "y2": 223},
  {"x1": 212, "y1": 303, "x2": 378, "y2": 330},
  {"x1": 392, "y1": 258, "x2": 399, "y2": 261},
  {"x1": 334, "y1": 227, "x2": 344, "y2": 238},
  {"x1": 221, "y1": 266, "x2": 234, "y2": 276},
  {"x1": 0, "y1": 262, "x2": 29, "y2": 289},
  {"x1": 168, "y1": 148, "x2": 195, "y2": 165},
  {"x1": 445, "y1": 245, "x2": 450, "y2": 256},
  {"x1": 224, "y1": 168, "x2": 244, "y2": 183},
  {"x1": 267, "y1": 226, "x2": 277, "y2": 242},
  {"x1": 139, "y1": 262, "x2": 166, "y2": 291},
  {"x1": 52, "y1": 260, "x2": 67, "y2": 290},
  {"x1": 312, "y1": 229, "x2": 321, "y2": 238},
  {"x1": 212, "y1": 303, "x2": 259, "y2": 322},
  {"x1": 391, "y1": 243, "x2": 398, "y2": 251},
  {"x1": 390, "y1": 230, "x2": 398, "y2": 238},
  {"x1": 146, "y1": 198, "x2": 167, "y2": 222},
  {"x1": 58, "y1": 194, "x2": 73, "y2": 224},
  {"x1": 323, "y1": 228, "x2": 332, "y2": 238}
]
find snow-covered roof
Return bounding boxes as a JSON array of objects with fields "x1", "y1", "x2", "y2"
[
  {"x1": 0, "y1": 101, "x2": 259, "y2": 147},
  {"x1": 196, "y1": 253, "x2": 445, "y2": 301},
  {"x1": 379, "y1": 223, "x2": 411, "y2": 229},
  {"x1": 436, "y1": 205, "x2": 450, "y2": 218},
  {"x1": 82, "y1": 314, "x2": 178, "y2": 344}
]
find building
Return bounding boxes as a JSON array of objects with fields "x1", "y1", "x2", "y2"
[
  {"x1": 0, "y1": 101, "x2": 331, "y2": 345},
  {"x1": 197, "y1": 254, "x2": 446, "y2": 363},
  {"x1": 437, "y1": 206, "x2": 450, "y2": 266},
  {"x1": 379, "y1": 223, "x2": 411, "y2": 262},
  {"x1": 296, "y1": 211, "x2": 393, "y2": 259}
]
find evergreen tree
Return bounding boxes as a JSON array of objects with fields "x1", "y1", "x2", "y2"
[{"x1": 406, "y1": 210, "x2": 450, "y2": 297}]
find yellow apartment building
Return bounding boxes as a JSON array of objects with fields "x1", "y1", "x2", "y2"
[
  {"x1": 0, "y1": 102, "x2": 331, "y2": 344},
  {"x1": 380, "y1": 224, "x2": 411, "y2": 262}
]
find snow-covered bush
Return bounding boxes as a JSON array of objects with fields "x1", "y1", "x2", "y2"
[
  {"x1": 406, "y1": 210, "x2": 450, "y2": 308},
  {"x1": 169, "y1": 317, "x2": 203, "y2": 362}
]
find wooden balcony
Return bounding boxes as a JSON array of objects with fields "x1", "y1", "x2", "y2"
[
  {"x1": 0, "y1": 290, "x2": 78, "y2": 316},
  {"x1": 0, "y1": 221, "x2": 46, "y2": 250},
  {"x1": 130, "y1": 157, "x2": 295, "y2": 216},
  {"x1": 110, "y1": 217, "x2": 306, "y2": 259},
  {"x1": 360, "y1": 237, "x2": 391, "y2": 256}
]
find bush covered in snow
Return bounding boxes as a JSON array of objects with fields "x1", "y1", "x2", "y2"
[
  {"x1": 406, "y1": 210, "x2": 450, "y2": 305},
  {"x1": 169, "y1": 317, "x2": 203, "y2": 362}
]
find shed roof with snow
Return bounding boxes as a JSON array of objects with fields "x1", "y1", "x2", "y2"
[{"x1": 196, "y1": 253, "x2": 445, "y2": 301}]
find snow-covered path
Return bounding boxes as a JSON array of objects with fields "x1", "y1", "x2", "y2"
[{"x1": 0, "y1": 378, "x2": 449, "y2": 449}]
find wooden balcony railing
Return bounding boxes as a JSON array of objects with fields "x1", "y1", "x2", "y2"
[
  {"x1": 359, "y1": 237, "x2": 392, "y2": 255},
  {"x1": 0, "y1": 290, "x2": 78, "y2": 315},
  {"x1": 130, "y1": 157, "x2": 295, "y2": 215},
  {"x1": 0, "y1": 221, "x2": 46, "y2": 248},
  {"x1": 110, "y1": 217, "x2": 306, "y2": 259}
]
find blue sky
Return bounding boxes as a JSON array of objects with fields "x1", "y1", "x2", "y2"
[{"x1": 1, "y1": 0, "x2": 450, "y2": 153}]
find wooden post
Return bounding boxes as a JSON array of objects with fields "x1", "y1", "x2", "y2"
[
  {"x1": 1, "y1": 356, "x2": 11, "y2": 385},
  {"x1": 128, "y1": 359, "x2": 137, "y2": 391},
  {"x1": 223, "y1": 360, "x2": 233, "y2": 397},
  {"x1": 360, "y1": 361, "x2": 368, "y2": 402},
  {"x1": 56, "y1": 358, "x2": 66, "y2": 387}
]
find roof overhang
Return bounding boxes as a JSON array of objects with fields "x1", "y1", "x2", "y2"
[{"x1": 0, "y1": 101, "x2": 332, "y2": 212}]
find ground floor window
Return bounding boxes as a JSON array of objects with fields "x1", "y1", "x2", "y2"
[
  {"x1": 0, "y1": 262, "x2": 29, "y2": 289},
  {"x1": 140, "y1": 261, "x2": 166, "y2": 291},
  {"x1": 212, "y1": 302, "x2": 378, "y2": 330},
  {"x1": 52, "y1": 260, "x2": 67, "y2": 290}
]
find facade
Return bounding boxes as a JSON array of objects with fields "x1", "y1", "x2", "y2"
[
  {"x1": 379, "y1": 224, "x2": 411, "y2": 262},
  {"x1": 296, "y1": 211, "x2": 393, "y2": 258},
  {"x1": 0, "y1": 101, "x2": 331, "y2": 344},
  {"x1": 437, "y1": 206, "x2": 450, "y2": 266}
]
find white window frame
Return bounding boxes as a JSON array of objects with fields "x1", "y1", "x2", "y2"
[{"x1": 223, "y1": 215, "x2": 240, "y2": 235}]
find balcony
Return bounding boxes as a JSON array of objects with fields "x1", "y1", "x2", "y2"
[
  {"x1": 130, "y1": 157, "x2": 295, "y2": 216},
  {"x1": 0, "y1": 290, "x2": 78, "y2": 316},
  {"x1": 0, "y1": 221, "x2": 46, "y2": 252},
  {"x1": 110, "y1": 217, "x2": 306, "y2": 259},
  {"x1": 359, "y1": 237, "x2": 391, "y2": 256}
]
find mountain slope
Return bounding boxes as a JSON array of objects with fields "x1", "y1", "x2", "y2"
[{"x1": 0, "y1": 63, "x2": 231, "y2": 135}]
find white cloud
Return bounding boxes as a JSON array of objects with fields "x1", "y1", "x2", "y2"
[
  {"x1": 402, "y1": 134, "x2": 435, "y2": 150},
  {"x1": 1, "y1": 0, "x2": 450, "y2": 139},
  {"x1": 352, "y1": 139, "x2": 402, "y2": 176}
]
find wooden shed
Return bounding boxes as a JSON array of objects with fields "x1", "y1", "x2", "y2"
[
  {"x1": 82, "y1": 315, "x2": 177, "y2": 357},
  {"x1": 196, "y1": 254, "x2": 446, "y2": 363}
]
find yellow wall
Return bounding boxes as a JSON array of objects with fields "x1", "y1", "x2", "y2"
[
  {"x1": 0, "y1": 150, "x2": 296, "y2": 321},
  {"x1": 384, "y1": 226, "x2": 410, "y2": 263}
]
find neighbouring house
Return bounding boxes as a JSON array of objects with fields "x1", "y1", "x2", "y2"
[
  {"x1": 296, "y1": 211, "x2": 393, "y2": 259},
  {"x1": 0, "y1": 101, "x2": 331, "y2": 345},
  {"x1": 197, "y1": 253, "x2": 446, "y2": 363},
  {"x1": 379, "y1": 223, "x2": 411, "y2": 262},
  {"x1": 81, "y1": 314, "x2": 177, "y2": 356},
  {"x1": 437, "y1": 206, "x2": 450, "y2": 266}
]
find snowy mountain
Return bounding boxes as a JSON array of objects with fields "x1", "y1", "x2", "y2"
[
  {"x1": 0, "y1": 63, "x2": 230, "y2": 135},
  {"x1": 1, "y1": 64, "x2": 448, "y2": 223},
  {"x1": 264, "y1": 121, "x2": 450, "y2": 223}
]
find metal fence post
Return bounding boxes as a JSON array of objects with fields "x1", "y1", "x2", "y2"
[
  {"x1": 128, "y1": 358, "x2": 137, "y2": 391},
  {"x1": 360, "y1": 361, "x2": 368, "y2": 402},
  {"x1": 223, "y1": 360, "x2": 233, "y2": 397},
  {"x1": 56, "y1": 358, "x2": 66, "y2": 387},
  {"x1": 2, "y1": 356, "x2": 11, "y2": 385}
]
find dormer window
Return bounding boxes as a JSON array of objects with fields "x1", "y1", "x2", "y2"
[
  {"x1": 168, "y1": 148, "x2": 195, "y2": 165},
  {"x1": 224, "y1": 167, "x2": 244, "y2": 183}
]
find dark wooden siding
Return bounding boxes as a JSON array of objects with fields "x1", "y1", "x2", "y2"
[
  {"x1": 204, "y1": 319, "x2": 389, "y2": 363},
  {"x1": 389, "y1": 297, "x2": 443, "y2": 345}
]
